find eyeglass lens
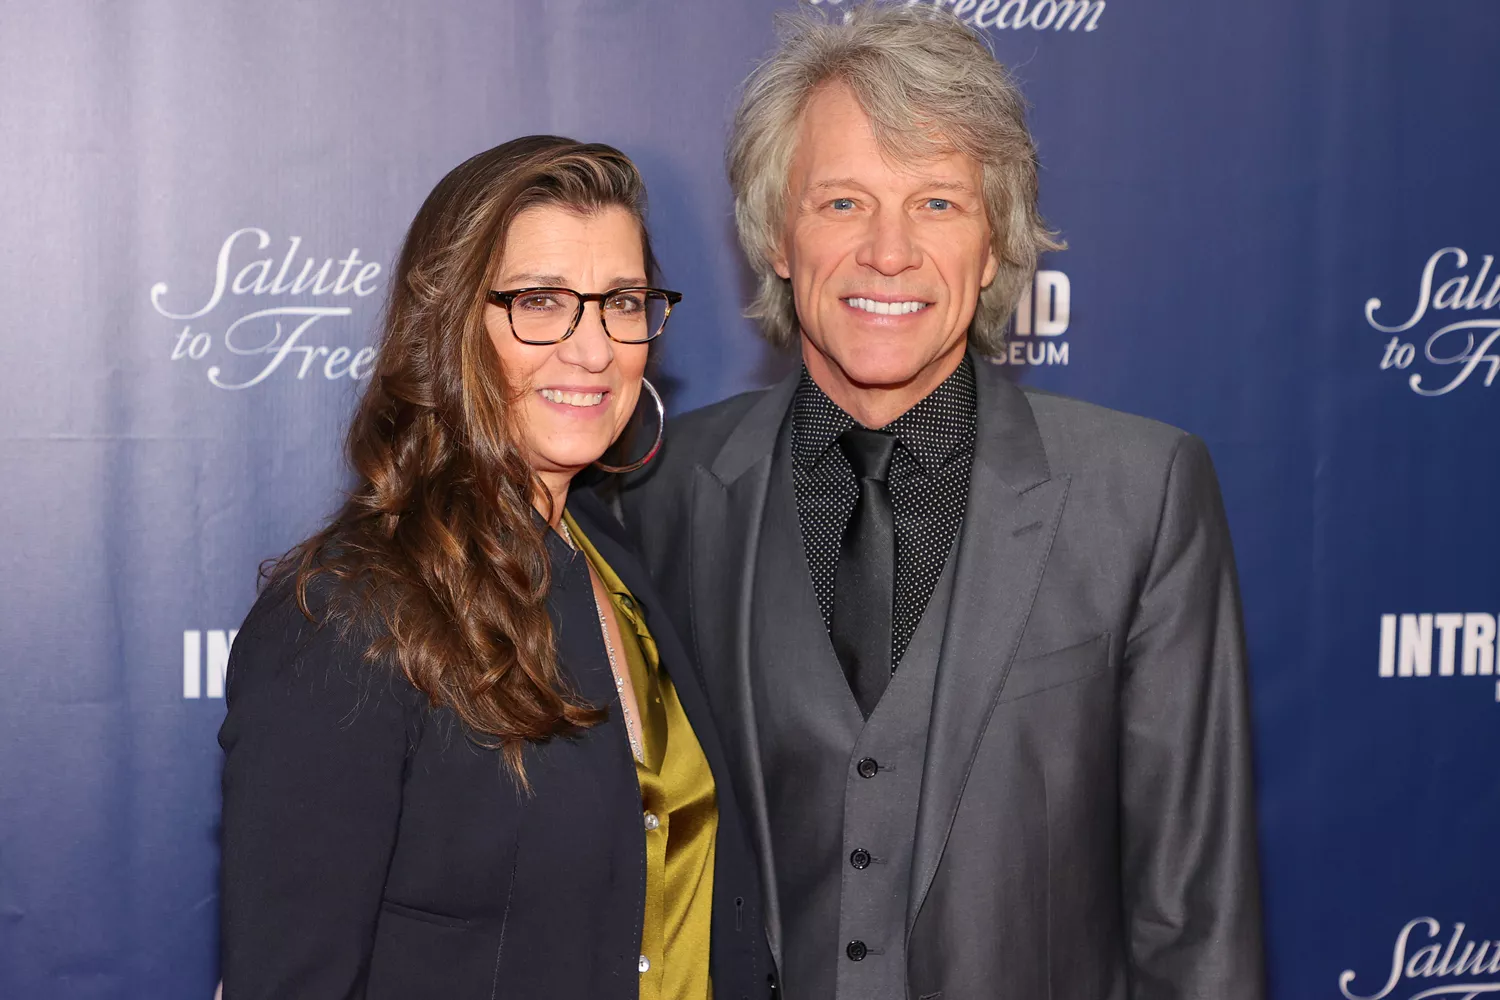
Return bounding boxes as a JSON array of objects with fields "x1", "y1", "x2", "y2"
[{"x1": 510, "y1": 289, "x2": 670, "y2": 344}]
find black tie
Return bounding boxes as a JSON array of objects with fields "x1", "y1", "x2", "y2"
[{"x1": 831, "y1": 427, "x2": 898, "y2": 717}]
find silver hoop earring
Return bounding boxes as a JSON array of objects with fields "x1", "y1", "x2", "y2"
[{"x1": 594, "y1": 377, "x2": 665, "y2": 475}]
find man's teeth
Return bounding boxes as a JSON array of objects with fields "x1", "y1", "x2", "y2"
[
  {"x1": 540, "y1": 389, "x2": 605, "y2": 407},
  {"x1": 844, "y1": 297, "x2": 928, "y2": 316}
]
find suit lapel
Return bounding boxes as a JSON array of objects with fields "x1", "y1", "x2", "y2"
[
  {"x1": 689, "y1": 371, "x2": 799, "y2": 968},
  {"x1": 907, "y1": 360, "x2": 1071, "y2": 930}
]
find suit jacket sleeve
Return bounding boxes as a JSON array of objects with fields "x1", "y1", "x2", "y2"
[
  {"x1": 1119, "y1": 434, "x2": 1266, "y2": 1000},
  {"x1": 218, "y1": 593, "x2": 418, "y2": 1000}
]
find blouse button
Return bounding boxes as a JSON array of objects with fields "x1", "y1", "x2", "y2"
[
  {"x1": 639, "y1": 955, "x2": 651, "y2": 973},
  {"x1": 643, "y1": 811, "x2": 660, "y2": 831}
]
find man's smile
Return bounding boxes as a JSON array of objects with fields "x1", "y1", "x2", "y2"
[{"x1": 841, "y1": 296, "x2": 932, "y2": 316}]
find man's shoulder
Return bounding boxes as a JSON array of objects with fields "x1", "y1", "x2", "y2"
[
  {"x1": 1020, "y1": 385, "x2": 1189, "y2": 457},
  {"x1": 622, "y1": 384, "x2": 775, "y2": 506},
  {"x1": 1006, "y1": 385, "x2": 1228, "y2": 548},
  {"x1": 669, "y1": 387, "x2": 773, "y2": 445},
  {"x1": 651, "y1": 386, "x2": 774, "y2": 475},
  {"x1": 1012, "y1": 383, "x2": 1210, "y2": 496}
]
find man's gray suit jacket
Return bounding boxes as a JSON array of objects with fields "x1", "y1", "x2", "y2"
[{"x1": 619, "y1": 355, "x2": 1266, "y2": 1000}]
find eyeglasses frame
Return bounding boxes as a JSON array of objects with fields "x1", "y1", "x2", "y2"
[{"x1": 485, "y1": 286, "x2": 683, "y2": 345}]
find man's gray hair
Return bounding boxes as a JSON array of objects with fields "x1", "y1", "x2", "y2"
[{"x1": 728, "y1": 3, "x2": 1063, "y2": 353}]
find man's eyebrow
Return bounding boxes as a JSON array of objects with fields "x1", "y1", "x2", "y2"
[
  {"x1": 807, "y1": 178, "x2": 864, "y2": 194},
  {"x1": 805, "y1": 177, "x2": 978, "y2": 195},
  {"x1": 914, "y1": 179, "x2": 978, "y2": 194}
]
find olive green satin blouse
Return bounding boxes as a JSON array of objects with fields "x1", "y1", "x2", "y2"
[{"x1": 566, "y1": 512, "x2": 717, "y2": 1000}]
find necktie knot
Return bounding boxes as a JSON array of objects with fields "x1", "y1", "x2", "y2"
[{"x1": 838, "y1": 427, "x2": 897, "y2": 483}]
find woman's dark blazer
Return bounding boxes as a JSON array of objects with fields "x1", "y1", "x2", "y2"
[{"x1": 218, "y1": 490, "x2": 770, "y2": 1000}]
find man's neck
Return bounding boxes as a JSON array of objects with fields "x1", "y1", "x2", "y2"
[{"x1": 801, "y1": 339, "x2": 968, "y2": 429}]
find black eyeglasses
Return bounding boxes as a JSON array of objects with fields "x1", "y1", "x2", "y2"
[{"x1": 486, "y1": 286, "x2": 682, "y2": 345}]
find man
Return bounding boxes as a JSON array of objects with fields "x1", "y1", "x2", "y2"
[{"x1": 623, "y1": 6, "x2": 1265, "y2": 998}]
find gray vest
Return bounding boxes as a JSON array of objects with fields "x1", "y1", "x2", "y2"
[{"x1": 752, "y1": 437, "x2": 956, "y2": 1000}]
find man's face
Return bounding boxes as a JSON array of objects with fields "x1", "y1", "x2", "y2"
[{"x1": 774, "y1": 82, "x2": 999, "y2": 398}]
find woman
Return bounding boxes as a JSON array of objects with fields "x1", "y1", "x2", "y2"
[{"x1": 218, "y1": 136, "x2": 768, "y2": 1000}]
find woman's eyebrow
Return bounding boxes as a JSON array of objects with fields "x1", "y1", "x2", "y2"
[{"x1": 497, "y1": 272, "x2": 568, "y2": 286}]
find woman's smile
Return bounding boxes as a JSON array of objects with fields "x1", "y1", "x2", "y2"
[{"x1": 538, "y1": 386, "x2": 610, "y2": 410}]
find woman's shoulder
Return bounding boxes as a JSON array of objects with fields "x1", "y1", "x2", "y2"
[
  {"x1": 226, "y1": 571, "x2": 421, "y2": 718},
  {"x1": 237, "y1": 570, "x2": 359, "y2": 657},
  {"x1": 217, "y1": 571, "x2": 428, "y2": 814}
]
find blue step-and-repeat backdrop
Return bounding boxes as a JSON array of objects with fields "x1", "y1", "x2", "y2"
[{"x1": 1, "y1": 2, "x2": 1497, "y2": 998}]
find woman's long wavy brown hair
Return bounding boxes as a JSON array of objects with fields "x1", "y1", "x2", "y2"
[{"x1": 271, "y1": 136, "x2": 658, "y2": 779}]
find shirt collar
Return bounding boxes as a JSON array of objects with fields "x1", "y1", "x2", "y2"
[
  {"x1": 561, "y1": 511, "x2": 659, "y2": 668},
  {"x1": 790, "y1": 354, "x2": 977, "y2": 474},
  {"x1": 790, "y1": 368, "x2": 856, "y2": 470}
]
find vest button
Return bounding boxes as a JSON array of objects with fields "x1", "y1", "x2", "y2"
[
  {"x1": 850, "y1": 848, "x2": 872, "y2": 870},
  {"x1": 857, "y1": 757, "x2": 879, "y2": 778},
  {"x1": 846, "y1": 940, "x2": 868, "y2": 961}
]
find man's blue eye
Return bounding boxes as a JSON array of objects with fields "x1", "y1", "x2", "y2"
[
  {"x1": 927, "y1": 198, "x2": 952, "y2": 211},
  {"x1": 831, "y1": 198, "x2": 855, "y2": 211}
]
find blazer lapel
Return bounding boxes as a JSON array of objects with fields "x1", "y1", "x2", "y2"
[
  {"x1": 689, "y1": 371, "x2": 799, "y2": 968},
  {"x1": 566, "y1": 492, "x2": 746, "y2": 843},
  {"x1": 907, "y1": 360, "x2": 1071, "y2": 930}
]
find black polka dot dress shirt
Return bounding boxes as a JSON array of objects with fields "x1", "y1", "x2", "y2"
[{"x1": 789, "y1": 356, "x2": 978, "y2": 668}]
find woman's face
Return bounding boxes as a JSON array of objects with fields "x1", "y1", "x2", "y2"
[{"x1": 486, "y1": 203, "x2": 651, "y2": 488}]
